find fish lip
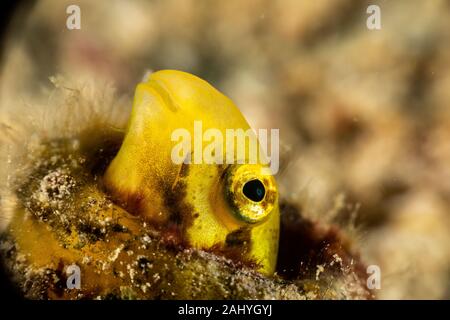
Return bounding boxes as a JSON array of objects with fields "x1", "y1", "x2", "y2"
[{"x1": 141, "y1": 78, "x2": 179, "y2": 113}]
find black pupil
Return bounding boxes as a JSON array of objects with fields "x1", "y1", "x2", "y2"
[{"x1": 242, "y1": 179, "x2": 266, "y2": 202}]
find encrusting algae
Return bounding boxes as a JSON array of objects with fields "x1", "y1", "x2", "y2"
[{"x1": 0, "y1": 71, "x2": 372, "y2": 299}]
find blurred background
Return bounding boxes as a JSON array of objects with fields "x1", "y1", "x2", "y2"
[{"x1": 1, "y1": 0, "x2": 449, "y2": 299}]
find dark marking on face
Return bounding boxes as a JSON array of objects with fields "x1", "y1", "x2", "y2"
[
  {"x1": 216, "y1": 164, "x2": 229, "y2": 180},
  {"x1": 163, "y1": 181, "x2": 192, "y2": 225},
  {"x1": 225, "y1": 228, "x2": 251, "y2": 247},
  {"x1": 205, "y1": 227, "x2": 257, "y2": 270},
  {"x1": 160, "y1": 163, "x2": 195, "y2": 245}
]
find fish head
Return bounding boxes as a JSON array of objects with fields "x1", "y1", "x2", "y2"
[{"x1": 104, "y1": 70, "x2": 279, "y2": 275}]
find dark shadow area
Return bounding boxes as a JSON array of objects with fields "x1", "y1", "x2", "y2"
[{"x1": 0, "y1": 0, "x2": 35, "y2": 63}]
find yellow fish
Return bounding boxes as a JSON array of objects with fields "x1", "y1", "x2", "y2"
[{"x1": 104, "y1": 70, "x2": 279, "y2": 275}]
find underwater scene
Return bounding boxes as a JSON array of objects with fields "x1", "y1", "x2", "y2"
[{"x1": 0, "y1": 0, "x2": 449, "y2": 302}]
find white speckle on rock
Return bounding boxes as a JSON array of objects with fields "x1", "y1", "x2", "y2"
[{"x1": 316, "y1": 264, "x2": 325, "y2": 281}]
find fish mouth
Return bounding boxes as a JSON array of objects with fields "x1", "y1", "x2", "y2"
[{"x1": 144, "y1": 78, "x2": 180, "y2": 113}]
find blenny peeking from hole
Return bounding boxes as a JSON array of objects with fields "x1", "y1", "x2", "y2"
[{"x1": 0, "y1": 70, "x2": 373, "y2": 299}]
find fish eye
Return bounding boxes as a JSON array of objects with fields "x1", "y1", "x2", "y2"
[
  {"x1": 224, "y1": 165, "x2": 277, "y2": 224},
  {"x1": 242, "y1": 179, "x2": 265, "y2": 202}
]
